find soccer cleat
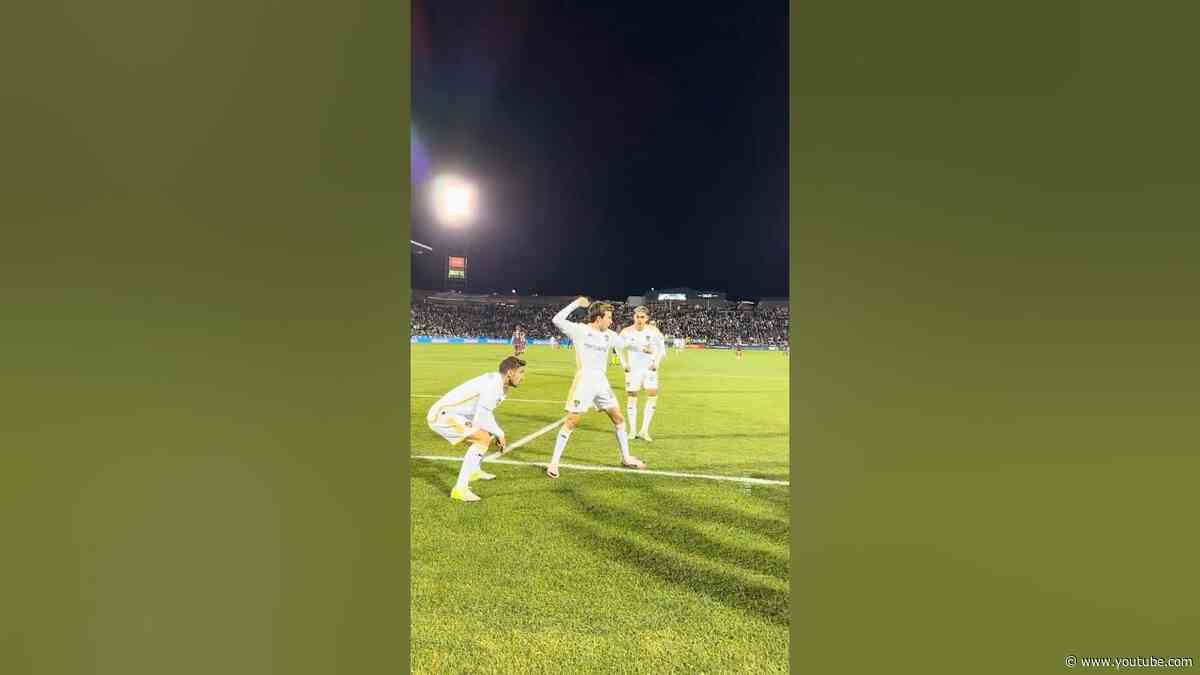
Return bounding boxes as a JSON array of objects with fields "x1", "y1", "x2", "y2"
[
  {"x1": 621, "y1": 456, "x2": 646, "y2": 469},
  {"x1": 545, "y1": 465, "x2": 560, "y2": 479},
  {"x1": 638, "y1": 431, "x2": 653, "y2": 442},
  {"x1": 468, "y1": 469, "x2": 496, "y2": 481},
  {"x1": 450, "y1": 486, "x2": 481, "y2": 502}
]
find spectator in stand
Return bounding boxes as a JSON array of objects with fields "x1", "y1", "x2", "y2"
[{"x1": 411, "y1": 296, "x2": 789, "y2": 346}]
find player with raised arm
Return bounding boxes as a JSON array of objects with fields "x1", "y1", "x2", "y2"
[
  {"x1": 545, "y1": 297, "x2": 644, "y2": 478},
  {"x1": 426, "y1": 356, "x2": 526, "y2": 502},
  {"x1": 620, "y1": 306, "x2": 666, "y2": 441}
]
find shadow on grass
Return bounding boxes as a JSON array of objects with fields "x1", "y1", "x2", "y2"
[
  {"x1": 642, "y1": 484, "x2": 790, "y2": 540},
  {"x1": 558, "y1": 485, "x2": 790, "y2": 626},
  {"x1": 410, "y1": 457, "x2": 455, "y2": 496},
  {"x1": 563, "y1": 488, "x2": 788, "y2": 582}
]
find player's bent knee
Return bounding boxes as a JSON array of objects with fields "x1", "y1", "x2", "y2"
[{"x1": 646, "y1": 389, "x2": 658, "y2": 396}]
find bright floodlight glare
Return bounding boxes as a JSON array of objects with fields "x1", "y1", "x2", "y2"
[{"x1": 431, "y1": 174, "x2": 477, "y2": 226}]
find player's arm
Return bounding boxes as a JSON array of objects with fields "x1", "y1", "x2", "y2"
[
  {"x1": 552, "y1": 297, "x2": 587, "y2": 340},
  {"x1": 611, "y1": 332, "x2": 629, "y2": 371},
  {"x1": 471, "y1": 392, "x2": 506, "y2": 448}
]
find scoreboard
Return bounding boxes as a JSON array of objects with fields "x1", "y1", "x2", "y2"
[{"x1": 447, "y1": 256, "x2": 467, "y2": 280}]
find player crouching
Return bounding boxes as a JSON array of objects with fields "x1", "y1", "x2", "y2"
[{"x1": 426, "y1": 356, "x2": 526, "y2": 502}]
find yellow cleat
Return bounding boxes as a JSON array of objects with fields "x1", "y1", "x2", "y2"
[
  {"x1": 469, "y1": 469, "x2": 496, "y2": 481},
  {"x1": 450, "y1": 486, "x2": 481, "y2": 502}
]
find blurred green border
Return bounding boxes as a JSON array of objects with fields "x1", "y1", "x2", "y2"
[
  {"x1": 2, "y1": 1, "x2": 411, "y2": 673},
  {"x1": 792, "y1": 1, "x2": 1200, "y2": 673}
]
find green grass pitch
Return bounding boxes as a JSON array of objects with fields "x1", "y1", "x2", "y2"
[{"x1": 410, "y1": 344, "x2": 790, "y2": 674}]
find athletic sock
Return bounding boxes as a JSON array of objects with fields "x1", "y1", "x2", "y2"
[
  {"x1": 454, "y1": 443, "x2": 486, "y2": 489},
  {"x1": 614, "y1": 426, "x2": 630, "y2": 462},
  {"x1": 641, "y1": 396, "x2": 657, "y2": 436},
  {"x1": 549, "y1": 426, "x2": 573, "y2": 466},
  {"x1": 626, "y1": 398, "x2": 638, "y2": 436}
]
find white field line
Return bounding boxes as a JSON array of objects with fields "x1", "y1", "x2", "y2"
[
  {"x1": 411, "y1": 454, "x2": 790, "y2": 487},
  {"x1": 483, "y1": 415, "x2": 568, "y2": 461}
]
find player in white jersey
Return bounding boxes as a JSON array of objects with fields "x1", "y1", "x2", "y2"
[
  {"x1": 426, "y1": 355, "x2": 526, "y2": 502},
  {"x1": 545, "y1": 297, "x2": 644, "y2": 478},
  {"x1": 620, "y1": 306, "x2": 666, "y2": 441}
]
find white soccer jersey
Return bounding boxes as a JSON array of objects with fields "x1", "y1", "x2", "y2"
[
  {"x1": 425, "y1": 371, "x2": 506, "y2": 441},
  {"x1": 552, "y1": 300, "x2": 626, "y2": 374},
  {"x1": 620, "y1": 325, "x2": 664, "y2": 372}
]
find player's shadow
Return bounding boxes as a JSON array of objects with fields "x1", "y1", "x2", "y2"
[{"x1": 557, "y1": 485, "x2": 789, "y2": 626}]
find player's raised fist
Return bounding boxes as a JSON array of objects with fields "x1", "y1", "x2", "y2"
[{"x1": 576, "y1": 296, "x2": 590, "y2": 307}]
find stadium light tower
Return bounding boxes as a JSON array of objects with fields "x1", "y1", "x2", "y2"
[
  {"x1": 430, "y1": 174, "x2": 478, "y2": 227},
  {"x1": 430, "y1": 173, "x2": 479, "y2": 292}
]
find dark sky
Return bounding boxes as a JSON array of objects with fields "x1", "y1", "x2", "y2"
[{"x1": 411, "y1": 1, "x2": 788, "y2": 300}]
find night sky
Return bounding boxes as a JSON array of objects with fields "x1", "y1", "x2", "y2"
[{"x1": 411, "y1": 1, "x2": 788, "y2": 299}]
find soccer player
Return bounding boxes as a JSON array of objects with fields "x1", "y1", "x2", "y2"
[
  {"x1": 736, "y1": 341, "x2": 744, "y2": 360},
  {"x1": 546, "y1": 297, "x2": 645, "y2": 478},
  {"x1": 620, "y1": 306, "x2": 666, "y2": 441},
  {"x1": 425, "y1": 356, "x2": 526, "y2": 502},
  {"x1": 512, "y1": 326, "x2": 526, "y2": 356}
]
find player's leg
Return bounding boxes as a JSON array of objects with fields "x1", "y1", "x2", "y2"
[
  {"x1": 450, "y1": 427, "x2": 493, "y2": 502},
  {"x1": 548, "y1": 371, "x2": 587, "y2": 477},
  {"x1": 640, "y1": 372, "x2": 659, "y2": 441},
  {"x1": 546, "y1": 411, "x2": 582, "y2": 478},
  {"x1": 624, "y1": 370, "x2": 640, "y2": 439},
  {"x1": 465, "y1": 427, "x2": 499, "y2": 483},
  {"x1": 599, "y1": 388, "x2": 643, "y2": 468}
]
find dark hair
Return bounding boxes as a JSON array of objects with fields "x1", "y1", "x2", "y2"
[
  {"x1": 587, "y1": 302, "x2": 614, "y2": 323},
  {"x1": 499, "y1": 356, "x2": 526, "y2": 374}
]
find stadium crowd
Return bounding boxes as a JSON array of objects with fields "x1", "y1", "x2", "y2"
[{"x1": 411, "y1": 298, "x2": 789, "y2": 345}]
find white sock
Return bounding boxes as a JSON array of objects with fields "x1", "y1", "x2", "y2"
[
  {"x1": 454, "y1": 443, "x2": 486, "y2": 489},
  {"x1": 641, "y1": 396, "x2": 657, "y2": 435},
  {"x1": 614, "y1": 425, "x2": 630, "y2": 462},
  {"x1": 549, "y1": 426, "x2": 573, "y2": 466},
  {"x1": 626, "y1": 398, "x2": 638, "y2": 437}
]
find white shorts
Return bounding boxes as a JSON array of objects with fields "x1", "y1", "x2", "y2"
[
  {"x1": 565, "y1": 371, "x2": 618, "y2": 414},
  {"x1": 624, "y1": 368, "x2": 659, "y2": 392},
  {"x1": 427, "y1": 411, "x2": 474, "y2": 445}
]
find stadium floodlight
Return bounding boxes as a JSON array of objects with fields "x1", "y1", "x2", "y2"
[{"x1": 430, "y1": 174, "x2": 478, "y2": 226}]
